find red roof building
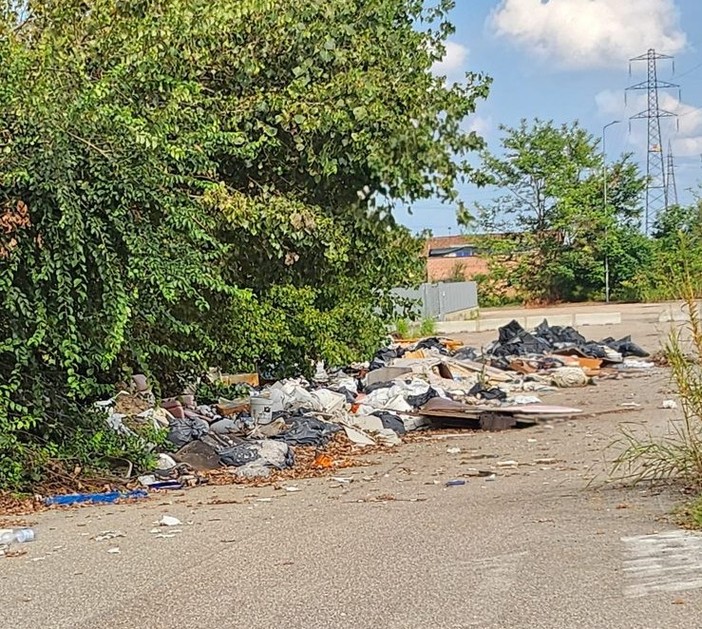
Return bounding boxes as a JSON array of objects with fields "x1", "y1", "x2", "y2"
[{"x1": 424, "y1": 235, "x2": 488, "y2": 283}]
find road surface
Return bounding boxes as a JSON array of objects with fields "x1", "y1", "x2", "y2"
[{"x1": 2, "y1": 320, "x2": 701, "y2": 629}]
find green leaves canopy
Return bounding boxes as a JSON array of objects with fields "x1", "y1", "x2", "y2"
[
  {"x1": 470, "y1": 119, "x2": 646, "y2": 303},
  {"x1": 0, "y1": 0, "x2": 489, "y2": 487}
]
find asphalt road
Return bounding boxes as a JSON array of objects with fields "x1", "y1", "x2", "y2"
[{"x1": 2, "y1": 323, "x2": 702, "y2": 628}]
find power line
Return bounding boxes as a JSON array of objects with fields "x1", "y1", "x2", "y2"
[
  {"x1": 626, "y1": 49, "x2": 679, "y2": 234},
  {"x1": 675, "y1": 60, "x2": 702, "y2": 79}
]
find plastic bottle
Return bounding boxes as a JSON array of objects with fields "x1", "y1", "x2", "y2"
[{"x1": 0, "y1": 528, "x2": 36, "y2": 545}]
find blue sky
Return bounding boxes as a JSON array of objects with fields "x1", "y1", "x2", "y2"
[{"x1": 397, "y1": 0, "x2": 702, "y2": 234}]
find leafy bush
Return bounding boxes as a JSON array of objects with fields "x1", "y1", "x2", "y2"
[
  {"x1": 419, "y1": 317, "x2": 437, "y2": 337},
  {"x1": 0, "y1": 0, "x2": 490, "y2": 489},
  {"x1": 394, "y1": 319, "x2": 411, "y2": 339}
]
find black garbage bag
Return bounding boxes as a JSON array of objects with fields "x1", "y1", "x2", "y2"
[
  {"x1": 406, "y1": 386, "x2": 439, "y2": 408},
  {"x1": 578, "y1": 343, "x2": 608, "y2": 359},
  {"x1": 534, "y1": 319, "x2": 587, "y2": 346},
  {"x1": 372, "y1": 411, "x2": 407, "y2": 436},
  {"x1": 218, "y1": 440, "x2": 294, "y2": 469},
  {"x1": 468, "y1": 382, "x2": 507, "y2": 401},
  {"x1": 167, "y1": 417, "x2": 210, "y2": 448},
  {"x1": 491, "y1": 333, "x2": 550, "y2": 358},
  {"x1": 369, "y1": 346, "x2": 405, "y2": 371},
  {"x1": 273, "y1": 415, "x2": 341, "y2": 447},
  {"x1": 453, "y1": 347, "x2": 478, "y2": 361},
  {"x1": 330, "y1": 387, "x2": 357, "y2": 404},
  {"x1": 364, "y1": 380, "x2": 396, "y2": 394},
  {"x1": 498, "y1": 319, "x2": 527, "y2": 344},
  {"x1": 602, "y1": 336, "x2": 649, "y2": 358},
  {"x1": 492, "y1": 320, "x2": 551, "y2": 357},
  {"x1": 413, "y1": 337, "x2": 449, "y2": 355}
]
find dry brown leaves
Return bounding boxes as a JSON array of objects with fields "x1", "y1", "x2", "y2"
[
  {"x1": 0, "y1": 433, "x2": 396, "y2": 515},
  {"x1": 113, "y1": 393, "x2": 152, "y2": 416},
  {"x1": 0, "y1": 493, "x2": 44, "y2": 519}
]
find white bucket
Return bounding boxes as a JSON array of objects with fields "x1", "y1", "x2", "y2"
[{"x1": 250, "y1": 396, "x2": 273, "y2": 425}]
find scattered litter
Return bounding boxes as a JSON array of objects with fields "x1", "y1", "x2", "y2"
[
  {"x1": 551, "y1": 367, "x2": 589, "y2": 389},
  {"x1": 620, "y1": 402, "x2": 642, "y2": 408},
  {"x1": 485, "y1": 474, "x2": 497, "y2": 481},
  {"x1": 157, "y1": 516, "x2": 182, "y2": 527},
  {"x1": 107, "y1": 547, "x2": 121, "y2": 555},
  {"x1": 0, "y1": 528, "x2": 35, "y2": 546},
  {"x1": 331, "y1": 477, "x2": 353, "y2": 484},
  {"x1": 312, "y1": 453, "x2": 334, "y2": 469},
  {"x1": 445, "y1": 479, "x2": 466, "y2": 487},
  {"x1": 93, "y1": 530, "x2": 125, "y2": 542},
  {"x1": 510, "y1": 395, "x2": 543, "y2": 405},
  {"x1": 662, "y1": 400, "x2": 678, "y2": 410},
  {"x1": 284, "y1": 486, "x2": 301, "y2": 493},
  {"x1": 83, "y1": 321, "x2": 650, "y2": 496},
  {"x1": 234, "y1": 461, "x2": 273, "y2": 479}
]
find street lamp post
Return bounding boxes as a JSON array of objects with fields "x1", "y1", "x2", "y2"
[{"x1": 602, "y1": 120, "x2": 621, "y2": 304}]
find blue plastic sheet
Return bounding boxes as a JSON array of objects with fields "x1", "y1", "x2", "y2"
[{"x1": 44, "y1": 489, "x2": 148, "y2": 506}]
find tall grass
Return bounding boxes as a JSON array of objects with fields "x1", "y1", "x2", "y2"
[
  {"x1": 611, "y1": 285, "x2": 702, "y2": 485},
  {"x1": 393, "y1": 317, "x2": 437, "y2": 340}
]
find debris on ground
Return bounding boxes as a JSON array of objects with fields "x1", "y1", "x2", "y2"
[
  {"x1": 93, "y1": 531, "x2": 126, "y2": 542},
  {"x1": 13, "y1": 319, "x2": 650, "y2": 511},
  {"x1": 0, "y1": 528, "x2": 36, "y2": 556},
  {"x1": 130, "y1": 321, "x2": 650, "y2": 475}
]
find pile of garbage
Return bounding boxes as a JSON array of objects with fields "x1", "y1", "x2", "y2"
[{"x1": 97, "y1": 319, "x2": 651, "y2": 484}]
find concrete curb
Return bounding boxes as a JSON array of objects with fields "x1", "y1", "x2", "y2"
[{"x1": 437, "y1": 311, "x2": 622, "y2": 335}]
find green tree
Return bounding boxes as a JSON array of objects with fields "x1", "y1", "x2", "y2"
[
  {"x1": 0, "y1": 0, "x2": 490, "y2": 487},
  {"x1": 621, "y1": 200, "x2": 702, "y2": 301},
  {"x1": 468, "y1": 119, "x2": 646, "y2": 303}
]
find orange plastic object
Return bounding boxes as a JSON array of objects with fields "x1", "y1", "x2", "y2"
[
  {"x1": 575, "y1": 357, "x2": 603, "y2": 370},
  {"x1": 313, "y1": 453, "x2": 334, "y2": 469}
]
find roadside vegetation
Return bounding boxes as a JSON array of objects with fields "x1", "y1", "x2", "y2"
[
  {"x1": 467, "y1": 119, "x2": 702, "y2": 306},
  {"x1": 393, "y1": 318, "x2": 437, "y2": 340},
  {"x1": 0, "y1": 0, "x2": 490, "y2": 490},
  {"x1": 611, "y1": 277, "x2": 702, "y2": 527}
]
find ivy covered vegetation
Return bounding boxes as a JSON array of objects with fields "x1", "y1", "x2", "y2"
[{"x1": 0, "y1": 0, "x2": 490, "y2": 489}]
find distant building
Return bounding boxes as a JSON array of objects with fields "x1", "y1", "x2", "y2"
[{"x1": 424, "y1": 235, "x2": 488, "y2": 282}]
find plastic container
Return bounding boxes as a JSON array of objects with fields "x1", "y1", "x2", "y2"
[
  {"x1": 249, "y1": 396, "x2": 273, "y2": 424},
  {"x1": 0, "y1": 528, "x2": 36, "y2": 545}
]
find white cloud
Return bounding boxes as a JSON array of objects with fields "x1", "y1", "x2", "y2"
[
  {"x1": 595, "y1": 88, "x2": 702, "y2": 157},
  {"x1": 464, "y1": 114, "x2": 493, "y2": 137},
  {"x1": 432, "y1": 40, "x2": 469, "y2": 82},
  {"x1": 490, "y1": 0, "x2": 687, "y2": 70}
]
